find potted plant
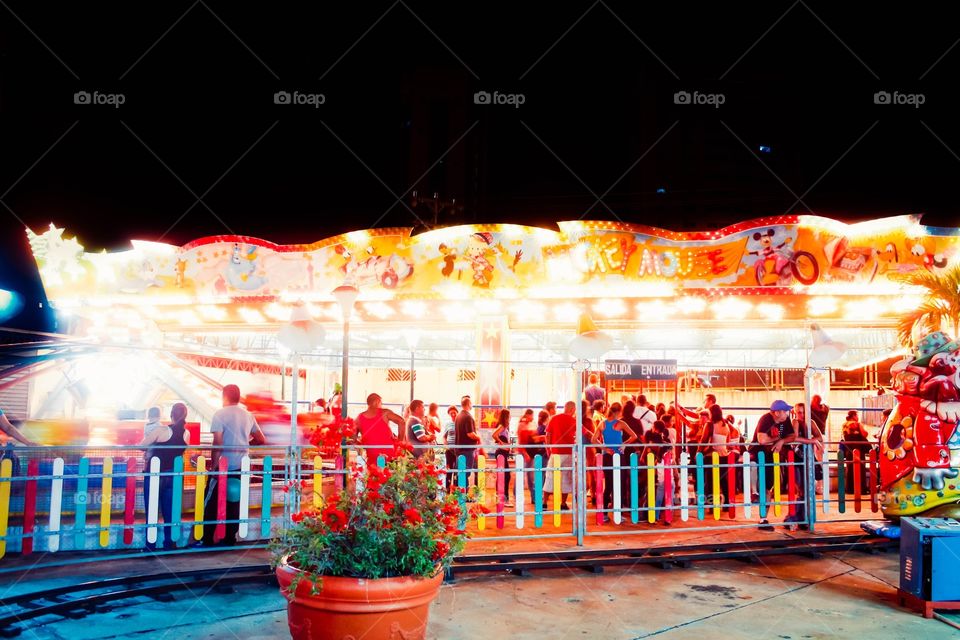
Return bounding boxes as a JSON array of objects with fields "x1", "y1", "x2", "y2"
[{"x1": 272, "y1": 437, "x2": 470, "y2": 640}]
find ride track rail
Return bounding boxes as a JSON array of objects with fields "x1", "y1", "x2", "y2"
[{"x1": 0, "y1": 534, "x2": 896, "y2": 637}]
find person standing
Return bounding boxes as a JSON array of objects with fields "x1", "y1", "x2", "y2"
[
  {"x1": 632, "y1": 395, "x2": 657, "y2": 436},
  {"x1": 140, "y1": 403, "x2": 189, "y2": 550},
  {"x1": 143, "y1": 406, "x2": 164, "y2": 440},
  {"x1": 545, "y1": 401, "x2": 577, "y2": 510},
  {"x1": 751, "y1": 400, "x2": 794, "y2": 530},
  {"x1": 841, "y1": 410, "x2": 870, "y2": 491},
  {"x1": 592, "y1": 403, "x2": 638, "y2": 522},
  {"x1": 454, "y1": 396, "x2": 481, "y2": 487},
  {"x1": 426, "y1": 402, "x2": 442, "y2": 439},
  {"x1": 442, "y1": 405, "x2": 459, "y2": 489},
  {"x1": 700, "y1": 404, "x2": 736, "y2": 511},
  {"x1": 492, "y1": 409, "x2": 514, "y2": 506},
  {"x1": 203, "y1": 385, "x2": 265, "y2": 546},
  {"x1": 405, "y1": 399, "x2": 433, "y2": 458},
  {"x1": 544, "y1": 401, "x2": 558, "y2": 419},
  {"x1": 519, "y1": 410, "x2": 548, "y2": 507},
  {"x1": 355, "y1": 393, "x2": 405, "y2": 462},
  {"x1": 583, "y1": 374, "x2": 605, "y2": 406}
]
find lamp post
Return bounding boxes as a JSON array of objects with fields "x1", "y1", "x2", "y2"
[
  {"x1": 333, "y1": 284, "x2": 359, "y2": 423},
  {"x1": 403, "y1": 329, "x2": 422, "y2": 404},
  {"x1": 568, "y1": 313, "x2": 613, "y2": 546},
  {"x1": 277, "y1": 303, "x2": 325, "y2": 445}
]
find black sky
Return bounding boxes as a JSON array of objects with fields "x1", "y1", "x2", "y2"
[{"x1": 2, "y1": 1, "x2": 960, "y2": 306}]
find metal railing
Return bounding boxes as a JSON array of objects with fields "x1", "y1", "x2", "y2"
[{"x1": 0, "y1": 437, "x2": 886, "y2": 570}]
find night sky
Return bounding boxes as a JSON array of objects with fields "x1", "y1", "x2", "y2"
[{"x1": 2, "y1": 2, "x2": 960, "y2": 329}]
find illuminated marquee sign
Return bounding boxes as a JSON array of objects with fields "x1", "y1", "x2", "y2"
[{"x1": 604, "y1": 359, "x2": 678, "y2": 381}]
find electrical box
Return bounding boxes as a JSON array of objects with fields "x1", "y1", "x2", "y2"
[{"x1": 900, "y1": 517, "x2": 960, "y2": 602}]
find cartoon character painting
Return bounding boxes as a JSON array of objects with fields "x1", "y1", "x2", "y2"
[
  {"x1": 336, "y1": 245, "x2": 413, "y2": 289},
  {"x1": 879, "y1": 331, "x2": 960, "y2": 519},
  {"x1": 467, "y1": 233, "x2": 495, "y2": 287},
  {"x1": 225, "y1": 243, "x2": 268, "y2": 291},
  {"x1": 747, "y1": 229, "x2": 819, "y2": 286}
]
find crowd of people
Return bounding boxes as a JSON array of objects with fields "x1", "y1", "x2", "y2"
[
  {"x1": 0, "y1": 379, "x2": 886, "y2": 551},
  {"x1": 339, "y1": 377, "x2": 882, "y2": 531}
]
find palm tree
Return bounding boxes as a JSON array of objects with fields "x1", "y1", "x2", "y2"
[{"x1": 895, "y1": 264, "x2": 960, "y2": 347}]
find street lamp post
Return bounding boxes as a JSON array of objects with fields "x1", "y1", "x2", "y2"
[
  {"x1": 277, "y1": 303, "x2": 325, "y2": 444},
  {"x1": 569, "y1": 313, "x2": 613, "y2": 547},
  {"x1": 333, "y1": 284, "x2": 360, "y2": 423}
]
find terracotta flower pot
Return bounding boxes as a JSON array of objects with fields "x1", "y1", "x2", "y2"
[{"x1": 276, "y1": 558, "x2": 443, "y2": 640}]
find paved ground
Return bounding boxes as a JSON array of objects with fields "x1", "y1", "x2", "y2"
[{"x1": 1, "y1": 537, "x2": 955, "y2": 639}]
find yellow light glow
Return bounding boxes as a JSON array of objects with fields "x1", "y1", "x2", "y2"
[
  {"x1": 441, "y1": 303, "x2": 473, "y2": 323},
  {"x1": 265, "y1": 302, "x2": 291, "y2": 321},
  {"x1": 553, "y1": 302, "x2": 581, "y2": 323},
  {"x1": 436, "y1": 282, "x2": 472, "y2": 300},
  {"x1": 807, "y1": 296, "x2": 838, "y2": 316},
  {"x1": 803, "y1": 214, "x2": 917, "y2": 239},
  {"x1": 364, "y1": 301, "x2": 395, "y2": 319},
  {"x1": 511, "y1": 300, "x2": 544, "y2": 322},
  {"x1": 642, "y1": 299, "x2": 676, "y2": 319},
  {"x1": 677, "y1": 297, "x2": 707, "y2": 314},
  {"x1": 175, "y1": 310, "x2": 201, "y2": 326},
  {"x1": 843, "y1": 298, "x2": 887, "y2": 321},
  {"x1": 346, "y1": 230, "x2": 370, "y2": 244},
  {"x1": 238, "y1": 308, "x2": 266, "y2": 324},
  {"x1": 197, "y1": 304, "x2": 227, "y2": 322},
  {"x1": 401, "y1": 300, "x2": 427, "y2": 318},
  {"x1": 712, "y1": 297, "x2": 752, "y2": 320},
  {"x1": 474, "y1": 299, "x2": 503, "y2": 314},
  {"x1": 756, "y1": 303, "x2": 785, "y2": 321},
  {"x1": 593, "y1": 298, "x2": 627, "y2": 318}
]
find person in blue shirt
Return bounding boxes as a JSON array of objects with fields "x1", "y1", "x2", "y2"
[{"x1": 591, "y1": 403, "x2": 639, "y2": 522}]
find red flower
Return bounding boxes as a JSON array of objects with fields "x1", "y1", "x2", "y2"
[
  {"x1": 403, "y1": 508, "x2": 423, "y2": 525},
  {"x1": 383, "y1": 501, "x2": 396, "y2": 515},
  {"x1": 432, "y1": 540, "x2": 450, "y2": 561},
  {"x1": 321, "y1": 504, "x2": 349, "y2": 532}
]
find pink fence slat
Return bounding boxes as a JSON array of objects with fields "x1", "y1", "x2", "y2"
[
  {"x1": 496, "y1": 455, "x2": 505, "y2": 530},
  {"x1": 663, "y1": 451, "x2": 673, "y2": 524},
  {"x1": 727, "y1": 452, "x2": 737, "y2": 519},
  {"x1": 215, "y1": 457, "x2": 228, "y2": 542},
  {"x1": 22, "y1": 459, "x2": 39, "y2": 555},
  {"x1": 853, "y1": 450, "x2": 862, "y2": 513},
  {"x1": 123, "y1": 457, "x2": 136, "y2": 545},
  {"x1": 787, "y1": 450, "x2": 797, "y2": 517},
  {"x1": 595, "y1": 463, "x2": 604, "y2": 526},
  {"x1": 335, "y1": 455, "x2": 344, "y2": 491}
]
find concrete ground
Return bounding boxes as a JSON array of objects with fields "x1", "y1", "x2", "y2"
[{"x1": 1, "y1": 539, "x2": 955, "y2": 639}]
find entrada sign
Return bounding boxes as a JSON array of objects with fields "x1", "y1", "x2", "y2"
[{"x1": 604, "y1": 359, "x2": 678, "y2": 381}]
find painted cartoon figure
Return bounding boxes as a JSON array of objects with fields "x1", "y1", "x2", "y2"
[
  {"x1": 336, "y1": 245, "x2": 413, "y2": 289},
  {"x1": 438, "y1": 243, "x2": 459, "y2": 279},
  {"x1": 748, "y1": 229, "x2": 818, "y2": 286},
  {"x1": 879, "y1": 331, "x2": 960, "y2": 519},
  {"x1": 225, "y1": 243, "x2": 268, "y2": 290},
  {"x1": 467, "y1": 233, "x2": 495, "y2": 287}
]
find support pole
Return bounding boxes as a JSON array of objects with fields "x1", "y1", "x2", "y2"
[
  {"x1": 342, "y1": 318, "x2": 350, "y2": 422},
  {"x1": 574, "y1": 362, "x2": 586, "y2": 546}
]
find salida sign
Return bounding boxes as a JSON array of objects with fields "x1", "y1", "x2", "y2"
[{"x1": 604, "y1": 359, "x2": 678, "y2": 381}]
